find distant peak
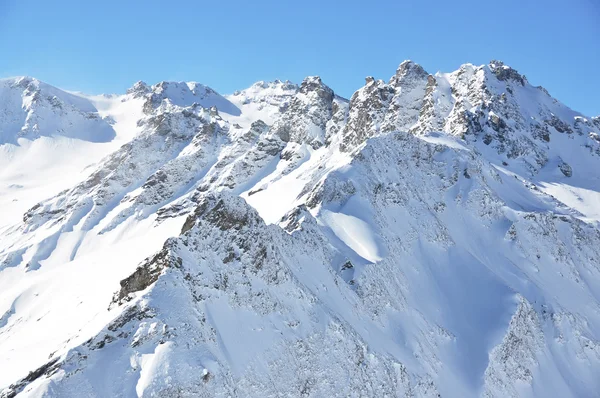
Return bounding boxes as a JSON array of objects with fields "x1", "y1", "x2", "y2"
[
  {"x1": 249, "y1": 79, "x2": 296, "y2": 90},
  {"x1": 232, "y1": 80, "x2": 298, "y2": 99},
  {"x1": 249, "y1": 81, "x2": 270, "y2": 89},
  {"x1": 132, "y1": 80, "x2": 149, "y2": 88},
  {"x1": 146, "y1": 81, "x2": 221, "y2": 100},
  {"x1": 1, "y1": 76, "x2": 41, "y2": 91},
  {"x1": 126, "y1": 81, "x2": 150, "y2": 97},
  {"x1": 153, "y1": 80, "x2": 193, "y2": 91},
  {"x1": 302, "y1": 75, "x2": 322, "y2": 85},
  {"x1": 489, "y1": 59, "x2": 506, "y2": 68},
  {"x1": 12, "y1": 76, "x2": 35, "y2": 84}
]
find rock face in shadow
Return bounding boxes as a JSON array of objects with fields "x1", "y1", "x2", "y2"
[{"x1": 113, "y1": 241, "x2": 182, "y2": 304}]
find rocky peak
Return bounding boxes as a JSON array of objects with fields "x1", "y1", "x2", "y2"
[
  {"x1": 126, "y1": 81, "x2": 151, "y2": 98},
  {"x1": 340, "y1": 78, "x2": 394, "y2": 151},
  {"x1": 6, "y1": 76, "x2": 35, "y2": 91},
  {"x1": 139, "y1": 81, "x2": 240, "y2": 116},
  {"x1": 230, "y1": 80, "x2": 298, "y2": 110},
  {"x1": 271, "y1": 76, "x2": 337, "y2": 149},
  {"x1": 197, "y1": 196, "x2": 254, "y2": 231},
  {"x1": 488, "y1": 60, "x2": 527, "y2": 86},
  {"x1": 299, "y1": 76, "x2": 334, "y2": 102},
  {"x1": 3, "y1": 62, "x2": 600, "y2": 398},
  {"x1": 250, "y1": 119, "x2": 269, "y2": 131},
  {"x1": 383, "y1": 61, "x2": 430, "y2": 132},
  {"x1": 0, "y1": 76, "x2": 115, "y2": 144},
  {"x1": 248, "y1": 79, "x2": 297, "y2": 92},
  {"x1": 389, "y1": 60, "x2": 428, "y2": 87},
  {"x1": 240, "y1": 119, "x2": 270, "y2": 143},
  {"x1": 338, "y1": 65, "x2": 433, "y2": 150}
]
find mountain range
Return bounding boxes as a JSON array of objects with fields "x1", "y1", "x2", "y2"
[{"x1": 1, "y1": 60, "x2": 599, "y2": 397}]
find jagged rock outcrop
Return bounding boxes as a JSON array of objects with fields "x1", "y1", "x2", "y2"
[
  {"x1": 340, "y1": 77, "x2": 394, "y2": 151},
  {"x1": 272, "y1": 76, "x2": 339, "y2": 149},
  {"x1": 384, "y1": 60, "x2": 430, "y2": 132}
]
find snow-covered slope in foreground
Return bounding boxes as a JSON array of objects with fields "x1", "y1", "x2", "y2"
[{"x1": 1, "y1": 61, "x2": 600, "y2": 398}]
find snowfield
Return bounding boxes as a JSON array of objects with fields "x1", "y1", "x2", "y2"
[{"x1": 0, "y1": 60, "x2": 599, "y2": 397}]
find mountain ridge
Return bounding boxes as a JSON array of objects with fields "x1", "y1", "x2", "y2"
[{"x1": 1, "y1": 60, "x2": 599, "y2": 398}]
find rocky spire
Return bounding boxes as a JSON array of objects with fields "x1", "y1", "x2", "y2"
[
  {"x1": 383, "y1": 60, "x2": 430, "y2": 132},
  {"x1": 126, "y1": 81, "x2": 151, "y2": 97},
  {"x1": 272, "y1": 76, "x2": 336, "y2": 149},
  {"x1": 488, "y1": 60, "x2": 527, "y2": 86},
  {"x1": 339, "y1": 77, "x2": 394, "y2": 151},
  {"x1": 388, "y1": 60, "x2": 428, "y2": 87}
]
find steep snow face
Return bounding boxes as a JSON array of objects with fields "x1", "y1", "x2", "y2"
[
  {"x1": 1, "y1": 61, "x2": 600, "y2": 398},
  {"x1": 309, "y1": 133, "x2": 600, "y2": 397}
]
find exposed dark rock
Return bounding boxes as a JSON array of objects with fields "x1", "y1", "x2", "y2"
[
  {"x1": 489, "y1": 60, "x2": 525, "y2": 86},
  {"x1": 0, "y1": 358, "x2": 61, "y2": 398},
  {"x1": 204, "y1": 200, "x2": 249, "y2": 231},
  {"x1": 489, "y1": 114, "x2": 507, "y2": 132},
  {"x1": 341, "y1": 80, "x2": 394, "y2": 151},
  {"x1": 143, "y1": 170, "x2": 168, "y2": 188},
  {"x1": 113, "y1": 241, "x2": 180, "y2": 304},
  {"x1": 532, "y1": 124, "x2": 550, "y2": 142},
  {"x1": 558, "y1": 160, "x2": 572, "y2": 177},
  {"x1": 547, "y1": 115, "x2": 573, "y2": 134},
  {"x1": 536, "y1": 86, "x2": 550, "y2": 96},
  {"x1": 107, "y1": 306, "x2": 155, "y2": 332},
  {"x1": 272, "y1": 76, "x2": 336, "y2": 148}
]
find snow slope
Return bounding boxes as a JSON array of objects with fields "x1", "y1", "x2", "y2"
[{"x1": 1, "y1": 61, "x2": 600, "y2": 397}]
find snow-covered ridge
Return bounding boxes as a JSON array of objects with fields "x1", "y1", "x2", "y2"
[
  {"x1": 1, "y1": 60, "x2": 600, "y2": 397},
  {"x1": 131, "y1": 80, "x2": 242, "y2": 116},
  {"x1": 0, "y1": 77, "x2": 116, "y2": 144}
]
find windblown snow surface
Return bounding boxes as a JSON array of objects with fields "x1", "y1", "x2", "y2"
[{"x1": 1, "y1": 61, "x2": 600, "y2": 397}]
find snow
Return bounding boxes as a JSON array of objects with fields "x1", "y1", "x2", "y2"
[
  {"x1": 224, "y1": 80, "x2": 298, "y2": 130},
  {"x1": 1, "y1": 60, "x2": 600, "y2": 397},
  {"x1": 135, "y1": 341, "x2": 172, "y2": 397},
  {"x1": 319, "y1": 209, "x2": 384, "y2": 263},
  {"x1": 0, "y1": 214, "x2": 183, "y2": 389},
  {"x1": 241, "y1": 146, "x2": 318, "y2": 224},
  {"x1": 0, "y1": 82, "x2": 182, "y2": 389},
  {"x1": 419, "y1": 131, "x2": 471, "y2": 151}
]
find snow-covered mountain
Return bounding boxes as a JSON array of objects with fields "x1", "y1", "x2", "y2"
[{"x1": 1, "y1": 60, "x2": 600, "y2": 398}]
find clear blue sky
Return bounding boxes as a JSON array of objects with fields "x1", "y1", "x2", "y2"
[{"x1": 1, "y1": 0, "x2": 599, "y2": 116}]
